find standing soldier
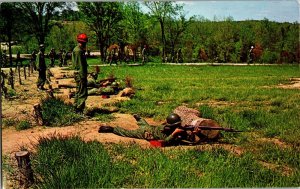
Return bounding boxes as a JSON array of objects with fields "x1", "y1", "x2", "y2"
[
  {"x1": 36, "y1": 44, "x2": 47, "y2": 90},
  {"x1": 62, "y1": 50, "x2": 67, "y2": 66},
  {"x1": 141, "y1": 45, "x2": 147, "y2": 64},
  {"x1": 249, "y1": 46, "x2": 254, "y2": 64},
  {"x1": 2, "y1": 50, "x2": 7, "y2": 67},
  {"x1": 59, "y1": 49, "x2": 63, "y2": 67},
  {"x1": 49, "y1": 48, "x2": 56, "y2": 67},
  {"x1": 176, "y1": 48, "x2": 183, "y2": 63},
  {"x1": 31, "y1": 50, "x2": 37, "y2": 71},
  {"x1": 72, "y1": 33, "x2": 88, "y2": 113}
]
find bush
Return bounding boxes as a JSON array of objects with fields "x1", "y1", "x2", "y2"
[
  {"x1": 40, "y1": 97, "x2": 83, "y2": 126},
  {"x1": 260, "y1": 49, "x2": 279, "y2": 63},
  {"x1": 16, "y1": 120, "x2": 31, "y2": 131}
]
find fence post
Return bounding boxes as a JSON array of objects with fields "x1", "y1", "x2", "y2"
[
  {"x1": 18, "y1": 66, "x2": 22, "y2": 85},
  {"x1": 23, "y1": 66, "x2": 27, "y2": 80},
  {"x1": 15, "y1": 151, "x2": 34, "y2": 188},
  {"x1": 9, "y1": 68, "x2": 14, "y2": 89}
]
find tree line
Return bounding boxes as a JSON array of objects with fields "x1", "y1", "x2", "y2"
[{"x1": 1, "y1": 2, "x2": 299, "y2": 65}]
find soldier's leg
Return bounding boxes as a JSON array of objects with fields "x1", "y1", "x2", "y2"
[
  {"x1": 113, "y1": 126, "x2": 146, "y2": 139},
  {"x1": 75, "y1": 78, "x2": 88, "y2": 111},
  {"x1": 40, "y1": 70, "x2": 46, "y2": 89}
]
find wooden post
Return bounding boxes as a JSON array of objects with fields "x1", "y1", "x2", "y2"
[
  {"x1": 15, "y1": 151, "x2": 34, "y2": 188},
  {"x1": 9, "y1": 68, "x2": 14, "y2": 89},
  {"x1": 18, "y1": 66, "x2": 22, "y2": 84},
  {"x1": 33, "y1": 103, "x2": 44, "y2": 126},
  {"x1": 23, "y1": 66, "x2": 27, "y2": 80}
]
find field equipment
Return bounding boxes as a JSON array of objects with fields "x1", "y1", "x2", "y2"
[{"x1": 77, "y1": 33, "x2": 88, "y2": 43}]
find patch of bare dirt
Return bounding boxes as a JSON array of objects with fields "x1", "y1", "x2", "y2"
[
  {"x1": 258, "y1": 161, "x2": 294, "y2": 176},
  {"x1": 257, "y1": 137, "x2": 291, "y2": 149},
  {"x1": 277, "y1": 77, "x2": 300, "y2": 89}
]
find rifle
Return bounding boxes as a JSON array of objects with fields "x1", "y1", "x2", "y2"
[
  {"x1": 162, "y1": 124, "x2": 242, "y2": 134},
  {"x1": 180, "y1": 125, "x2": 243, "y2": 132}
]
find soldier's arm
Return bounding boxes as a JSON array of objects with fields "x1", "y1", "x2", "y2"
[
  {"x1": 72, "y1": 50, "x2": 81, "y2": 71},
  {"x1": 164, "y1": 128, "x2": 185, "y2": 143}
]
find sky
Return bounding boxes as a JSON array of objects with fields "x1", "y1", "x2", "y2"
[{"x1": 176, "y1": 0, "x2": 299, "y2": 23}]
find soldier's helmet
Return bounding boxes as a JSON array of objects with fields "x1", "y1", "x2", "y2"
[
  {"x1": 39, "y1": 44, "x2": 45, "y2": 50},
  {"x1": 166, "y1": 113, "x2": 181, "y2": 126},
  {"x1": 77, "y1": 33, "x2": 88, "y2": 43}
]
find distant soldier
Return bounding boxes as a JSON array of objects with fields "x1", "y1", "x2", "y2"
[
  {"x1": 110, "y1": 47, "x2": 118, "y2": 65},
  {"x1": 0, "y1": 70, "x2": 8, "y2": 98},
  {"x1": 58, "y1": 49, "x2": 63, "y2": 67},
  {"x1": 176, "y1": 48, "x2": 183, "y2": 63},
  {"x1": 62, "y1": 50, "x2": 68, "y2": 66},
  {"x1": 2, "y1": 50, "x2": 7, "y2": 67},
  {"x1": 48, "y1": 48, "x2": 56, "y2": 67},
  {"x1": 36, "y1": 44, "x2": 47, "y2": 90},
  {"x1": 141, "y1": 45, "x2": 147, "y2": 64},
  {"x1": 249, "y1": 46, "x2": 254, "y2": 64},
  {"x1": 72, "y1": 33, "x2": 88, "y2": 113},
  {"x1": 31, "y1": 50, "x2": 37, "y2": 71}
]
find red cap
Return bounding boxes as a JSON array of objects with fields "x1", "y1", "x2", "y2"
[{"x1": 77, "y1": 33, "x2": 88, "y2": 43}]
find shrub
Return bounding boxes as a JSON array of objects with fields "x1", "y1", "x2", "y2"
[
  {"x1": 2, "y1": 118, "x2": 18, "y2": 127},
  {"x1": 16, "y1": 120, "x2": 31, "y2": 131},
  {"x1": 40, "y1": 97, "x2": 83, "y2": 126}
]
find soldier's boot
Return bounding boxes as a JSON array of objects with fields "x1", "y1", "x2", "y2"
[{"x1": 98, "y1": 126, "x2": 114, "y2": 133}]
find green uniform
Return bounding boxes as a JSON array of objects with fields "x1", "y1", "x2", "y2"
[
  {"x1": 62, "y1": 51, "x2": 67, "y2": 65},
  {"x1": 36, "y1": 50, "x2": 46, "y2": 89},
  {"x1": 112, "y1": 118, "x2": 176, "y2": 143},
  {"x1": 72, "y1": 44, "x2": 88, "y2": 111},
  {"x1": 142, "y1": 48, "x2": 147, "y2": 64}
]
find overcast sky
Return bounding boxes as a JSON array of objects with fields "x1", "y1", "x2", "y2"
[{"x1": 177, "y1": 0, "x2": 299, "y2": 23}]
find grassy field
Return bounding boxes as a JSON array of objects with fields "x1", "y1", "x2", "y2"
[{"x1": 7, "y1": 64, "x2": 300, "y2": 188}]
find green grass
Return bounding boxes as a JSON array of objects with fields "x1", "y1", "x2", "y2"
[
  {"x1": 31, "y1": 135, "x2": 300, "y2": 188},
  {"x1": 24, "y1": 64, "x2": 300, "y2": 187}
]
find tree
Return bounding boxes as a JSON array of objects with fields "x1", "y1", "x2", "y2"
[
  {"x1": 121, "y1": 2, "x2": 151, "y2": 45},
  {"x1": 145, "y1": 1, "x2": 179, "y2": 60},
  {"x1": 78, "y1": 2, "x2": 123, "y2": 61},
  {"x1": 0, "y1": 3, "x2": 23, "y2": 67},
  {"x1": 165, "y1": 7, "x2": 194, "y2": 62},
  {"x1": 17, "y1": 2, "x2": 66, "y2": 45}
]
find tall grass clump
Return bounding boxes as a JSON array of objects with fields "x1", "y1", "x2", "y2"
[
  {"x1": 32, "y1": 135, "x2": 121, "y2": 188},
  {"x1": 40, "y1": 97, "x2": 83, "y2": 126}
]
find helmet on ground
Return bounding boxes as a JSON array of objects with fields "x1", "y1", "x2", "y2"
[
  {"x1": 77, "y1": 33, "x2": 88, "y2": 43},
  {"x1": 166, "y1": 113, "x2": 181, "y2": 125}
]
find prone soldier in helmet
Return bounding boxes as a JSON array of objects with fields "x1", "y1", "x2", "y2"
[
  {"x1": 99, "y1": 113, "x2": 186, "y2": 146},
  {"x1": 72, "y1": 33, "x2": 88, "y2": 113},
  {"x1": 98, "y1": 106, "x2": 237, "y2": 146},
  {"x1": 36, "y1": 44, "x2": 47, "y2": 90}
]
